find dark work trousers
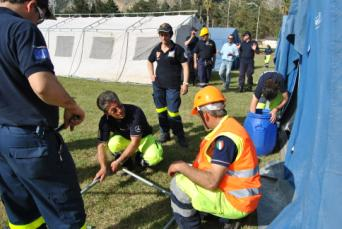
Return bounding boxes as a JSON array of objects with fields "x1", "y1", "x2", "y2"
[
  {"x1": 188, "y1": 55, "x2": 197, "y2": 85},
  {"x1": 152, "y1": 83, "x2": 185, "y2": 137},
  {"x1": 197, "y1": 59, "x2": 212, "y2": 87},
  {"x1": 0, "y1": 126, "x2": 86, "y2": 228},
  {"x1": 239, "y1": 60, "x2": 254, "y2": 88}
]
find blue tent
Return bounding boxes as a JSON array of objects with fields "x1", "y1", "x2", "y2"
[
  {"x1": 209, "y1": 27, "x2": 240, "y2": 71},
  {"x1": 269, "y1": 0, "x2": 342, "y2": 228}
]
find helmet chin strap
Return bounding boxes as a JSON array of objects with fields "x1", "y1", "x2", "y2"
[{"x1": 198, "y1": 110, "x2": 210, "y2": 130}]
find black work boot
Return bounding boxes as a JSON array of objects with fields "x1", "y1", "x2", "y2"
[
  {"x1": 246, "y1": 84, "x2": 253, "y2": 92},
  {"x1": 159, "y1": 132, "x2": 171, "y2": 143},
  {"x1": 177, "y1": 135, "x2": 188, "y2": 148},
  {"x1": 135, "y1": 152, "x2": 149, "y2": 170}
]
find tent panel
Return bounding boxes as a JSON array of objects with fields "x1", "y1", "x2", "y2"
[
  {"x1": 89, "y1": 37, "x2": 115, "y2": 59},
  {"x1": 55, "y1": 36, "x2": 75, "y2": 57}
]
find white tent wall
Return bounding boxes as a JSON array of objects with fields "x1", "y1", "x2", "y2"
[{"x1": 39, "y1": 15, "x2": 201, "y2": 84}]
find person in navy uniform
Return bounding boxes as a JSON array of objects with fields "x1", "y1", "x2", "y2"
[
  {"x1": 94, "y1": 91, "x2": 164, "y2": 181},
  {"x1": 184, "y1": 27, "x2": 199, "y2": 86},
  {"x1": 237, "y1": 31, "x2": 259, "y2": 92},
  {"x1": 147, "y1": 23, "x2": 190, "y2": 148},
  {"x1": 0, "y1": 0, "x2": 86, "y2": 228},
  {"x1": 193, "y1": 27, "x2": 217, "y2": 87}
]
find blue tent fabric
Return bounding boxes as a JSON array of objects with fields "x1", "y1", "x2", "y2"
[
  {"x1": 208, "y1": 27, "x2": 240, "y2": 71},
  {"x1": 269, "y1": 0, "x2": 342, "y2": 228}
]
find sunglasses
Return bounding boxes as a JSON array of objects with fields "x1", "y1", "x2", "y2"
[{"x1": 35, "y1": 5, "x2": 46, "y2": 24}]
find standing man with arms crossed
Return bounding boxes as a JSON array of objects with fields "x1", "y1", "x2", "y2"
[
  {"x1": 0, "y1": 1, "x2": 86, "y2": 228},
  {"x1": 218, "y1": 34, "x2": 239, "y2": 91},
  {"x1": 168, "y1": 86, "x2": 261, "y2": 228},
  {"x1": 237, "y1": 31, "x2": 259, "y2": 92},
  {"x1": 184, "y1": 27, "x2": 199, "y2": 86},
  {"x1": 193, "y1": 27, "x2": 217, "y2": 87},
  {"x1": 147, "y1": 23, "x2": 189, "y2": 148}
]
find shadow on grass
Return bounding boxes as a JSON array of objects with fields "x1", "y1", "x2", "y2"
[
  {"x1": 67, "y1": 137, "x2": 98, "y2": 151},
  {"x1": 106, "y1": 198, "x2": 174, "y2": 229}
]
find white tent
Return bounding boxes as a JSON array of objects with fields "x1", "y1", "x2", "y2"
[{"x1": 39, "y1": 14, "x2": 201, "y2": 84}]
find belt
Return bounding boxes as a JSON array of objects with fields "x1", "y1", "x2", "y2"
[{"x1": 0, "y1": 125, "x2": 54, "y2": 137}]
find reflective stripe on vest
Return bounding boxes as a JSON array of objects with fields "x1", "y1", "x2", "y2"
[
  {"x1": 226, "y1": 166, "x2": 259, "y2": 178},
  {"x1": 229, "y1": 188, "x2": 260, "y2": 198}
]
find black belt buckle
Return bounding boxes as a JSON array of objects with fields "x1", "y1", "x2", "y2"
[{"x1": 35, "y1": 126, "x2": 45, "y2": 137}]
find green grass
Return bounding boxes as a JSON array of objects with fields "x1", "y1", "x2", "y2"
[{"x1": 0, "y1": 55, "x2": 280, "y2": 228}]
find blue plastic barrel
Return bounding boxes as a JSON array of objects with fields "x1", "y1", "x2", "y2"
[{"x1": 243, "y1": 110, "x2": 277, "y2": 156}]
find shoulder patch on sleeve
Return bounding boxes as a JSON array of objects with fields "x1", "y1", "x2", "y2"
[
  {"x1": 33, "y1": 46, "x2": 50, "y2": 61},
  {"x1": 216, "y1": 140, "x2": 224, "y2": 151}
]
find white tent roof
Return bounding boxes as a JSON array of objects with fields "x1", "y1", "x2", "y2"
[{"x1": 38, "y1": 15, "x2": 201, "y2": 83}]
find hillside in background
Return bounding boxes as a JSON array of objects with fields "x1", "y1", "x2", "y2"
[{"x1": 54, "y1": 0, "x2": 289, "y2": 39}]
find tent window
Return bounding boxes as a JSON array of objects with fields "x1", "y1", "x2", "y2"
[
  {"x1": 55, "y1": 36, "x2": 74, "y2": 57},
  {"x1": 90, "y1": 37, "x2": 114, "y2": 59},
  {"x1": 133, "y1": 37, "x2": 160, "y2": 60}
]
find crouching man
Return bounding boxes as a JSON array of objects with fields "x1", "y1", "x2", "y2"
[
  {"x1": 168, "y1": 86, "x2": 261, "y2": 228},
  {"x1": 95, "y1": 91, "x2": 163, "y2": 181}
]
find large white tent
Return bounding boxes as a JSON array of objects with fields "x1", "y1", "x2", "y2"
[{"x1": 38, "y1": 14, "x2": 201, "y2": 84}]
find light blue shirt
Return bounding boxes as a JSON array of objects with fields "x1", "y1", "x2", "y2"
[{"x1": 219, "y1": 42, "x2": 239, "y2": 61}]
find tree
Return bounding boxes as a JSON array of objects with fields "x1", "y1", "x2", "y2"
[{"x1": 128, "y1": 0, "x2": 159, "y2": 12}]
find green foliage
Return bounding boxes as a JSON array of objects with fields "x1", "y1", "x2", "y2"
[
  {"x1": 64, "y1": 0, "x2": 119, "y2": 14},
  {"x1": 128, "y1": 0, "x2": 159, "y2": 12}
]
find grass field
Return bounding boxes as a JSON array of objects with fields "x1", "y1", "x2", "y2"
[{"x1": 0, "y1": 55, "x2": 280, "y2": 228}]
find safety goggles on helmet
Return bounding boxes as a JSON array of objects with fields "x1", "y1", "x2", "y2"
[{"x1": 197, "y1": 102, "x2": 225, "y2": 112}]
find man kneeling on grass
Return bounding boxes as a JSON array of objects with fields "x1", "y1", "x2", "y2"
[
  {"x1": 168, "y1": 86, "x2": 261, "y2": 228},
  {"x1": 95, "y1": 91, "x2": 163, "y2": 181}
]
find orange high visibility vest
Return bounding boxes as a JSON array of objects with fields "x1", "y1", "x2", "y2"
[{"x1": 193, "y1": 116, "x2": 261, "y2": 213}]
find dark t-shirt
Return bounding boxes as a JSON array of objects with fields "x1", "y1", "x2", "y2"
[
  {"x1": 185, "y1": 36, "x2": 199, "y2": 56},
  {"x1": 148, "y1": 41, "x2": 187, "y2": 89},
  {"x1": 193, "y1": 39, "x2": 217, "y2": 59},
  {"x1": 97, "y1": 104, "x2": 152, "y2": 142},
  {"x1": 239, "y1": 40, "x2": 259, "y2": 62},
  {"x1": 0, "y1": 7, "x2": 58, "y2": 127},
  {"x1": 254, "y1": 71, "x2": 287, "y2": 99},
  {"x1": 211, "y1": 136, "x2": 238, "y2": 167}
]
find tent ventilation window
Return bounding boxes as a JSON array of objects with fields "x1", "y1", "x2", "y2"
[
  {"x1": 55, "y1": 36, "x2": 74, "y2": 57},
  {"x1": 133, "y1": 37, "x2": 160, "y2": 60},
  {"x1": 90, "y1": 37, "x2": 114, "y2": 59}
]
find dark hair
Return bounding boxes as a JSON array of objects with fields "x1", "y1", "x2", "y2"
[
  {"x1": 262, "y1": 79, "x2": 279, "y2": 100},
  {"x1": 96, "y1": 91, "x2": 121, "y2": 112}
]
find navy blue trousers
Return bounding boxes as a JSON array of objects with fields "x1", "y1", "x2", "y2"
[
  {"x1": 239, "y1": 60, "x2": 254, "y2": 87},
  {"x1": 152, "y1": 83, "x2": 185, "y2": 137},
  {"x1": 0, "y1": 126, "x2": 86, "y2": 228}
]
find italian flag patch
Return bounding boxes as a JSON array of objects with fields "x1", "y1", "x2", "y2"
[{"x1": 216, "y1": 140, "x2": 224, "y2": 150}]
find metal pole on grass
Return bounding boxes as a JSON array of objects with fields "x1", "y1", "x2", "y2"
[
  {"x1": 121, "y1": 168, "x2": 175, "y2": 228},
  {"x1": 121, "y1": 168, "x2": 171, "y2": 196},
  {"x1": 80, "y1": 178, "x2": 100, "y2": 195}
]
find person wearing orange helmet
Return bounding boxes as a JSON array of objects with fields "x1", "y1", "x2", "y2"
[{"x1": 168, "y1": 86, "x2": 261, "y2": 228}]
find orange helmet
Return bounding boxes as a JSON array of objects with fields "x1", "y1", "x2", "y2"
[{"x1": 191, "y1": 86, "x2": 226, "y2": 115}]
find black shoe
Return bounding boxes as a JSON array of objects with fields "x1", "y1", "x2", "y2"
[
  {"x1": 246, "y1": 85, "x2": 253, "y2": 92},
  {"x1": 177, "y1": 135, "x2": 188, "y2": 148},
  {"x1": 135, "y1": 152, "x2": 149, "y2": 169},
  {"x1": 159, "y1": 132, "x2": 171, "y2": 143},
  {"x1": 238, "y1": 86, "x2": 244, "y2": 93}
]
